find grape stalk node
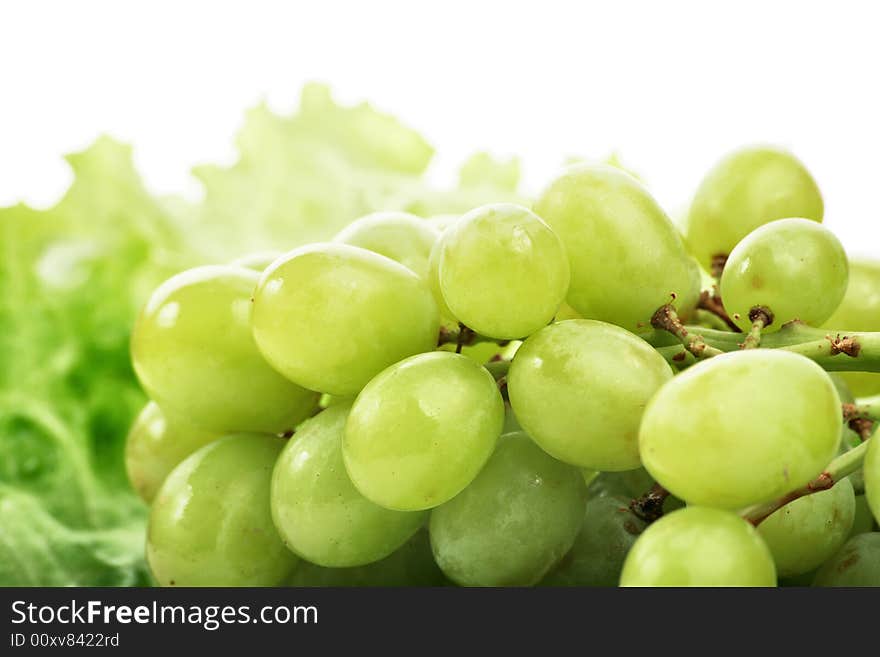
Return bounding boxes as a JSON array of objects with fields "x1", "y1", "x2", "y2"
[
  {"x1": 629, "y1": 483, "x2": 670, "y2": 523},
  {"x1": 827, "y1": 334, "x2": 861, "y2": 358},
  {"x1": 740, "y1": 306, "x2": 774, "y2": 350},
  {"x1": 650, "y1": 304, "x2": 724, "y2": 359}
]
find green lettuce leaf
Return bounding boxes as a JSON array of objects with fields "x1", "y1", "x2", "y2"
[
  {"x1": 0, "y1": 139, "x2": 185, "y2": 585},
  {"x1": 0, "y1": 486, "x2": 151, "y2": 587},
  {"x1": 191, "y1": 83, "x2": 522, "y2": 257}
]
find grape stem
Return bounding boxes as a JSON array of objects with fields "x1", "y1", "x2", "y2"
[
  {"x1": 843, "y1": 401, "x2": 877, "y2": 441},
  {"x1": 651, "y1": 304, "x2": 726, "y2": 360},
  {"x1": 741, "y1": 434, "x2": 874, "y2": 526},
  {"x1": 739, "y1": 307, "x2": 773, "y2": 350},
  {"x1": 437, "y1": 323, "x2": 510, "y2": 352},
  {"x1": 645, "y1": 319, "x2": 880, "y2": 373},
  {"x1": 696, "y1": 289, "x2": 741, "y2": 333},
  {"x1": 655, "y1": 345, "x2": 697, "y2": 369},
  {"x1": 853, "y1": 395, "x2": 880, "y2": 422},
  {"x1": 629, "y1": 483, "x2": 670, "y2": 523}
]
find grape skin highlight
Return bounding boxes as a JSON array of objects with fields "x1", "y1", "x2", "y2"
[
  {"x1": 251, "y1": 243, "x2": 440, "y2": 396},
  {"x1": 271, "y1": 404, "x2": 427, "y2": 567},
  {"x1": 131, "y1": 265, "x2": 319, "y2": 433},
  {"x1": 865, "y1": 436, "x2": 880, "y2": 526},
  {"x1": 437, "y1": 203, "x2": 570, "y2": 340},
  {"x1": 508, "y1": 319, "x2": 673, "y2": 470},
  {"x1": 147, "y1": 434, "x2": 297, "y2": 587},
  {"x1": 639, "y1": 350, "x2": 841, "y2": 510},
  {"x1": 343, "y1": 352, "x2": 504, "y2": 511}
]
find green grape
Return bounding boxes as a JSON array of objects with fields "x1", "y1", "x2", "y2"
[
  {"x1": 343, "y1": 352, "x2": 503, "y2": 511},
  {"x1": 230, "y1": 250, "x2": 284, "y2": 272},
  {"x1": 640, "y1": 350, "x2": 841, "y2": 510},
  {"x1": 620, "y1": 507, "x2": 777, "y2": 587},
  {"x1": 287, "y1": 529, "x2": 446, "y2": 587},
  {"x1": 823, "y1": 260, "x2": 880, "y2": 396},
  {"x1": 839, "y1": 429, "x2": 865, "y2": 493},
  {"x1": 720, "y1": 218, "x2": 848, "y2": 331},
  {"x1": 437, "y1": 203, "x2": 570, "y2": 340},
  {"x1": 533, "y1": 163, "x2": 701, "y2": 331},
  {"x1": 850, "y1": 495, "x2": 877, "y2": 538},
  {"x1": 757, "y1": 478, "x2": 855, "y2": 577},
  {"x1": 271, "y1": 404, "x2": 426, "y2": 567},
  {"x1": 685, "y1": 146, "x2": 823, "y2": 270},
  {"x1": 125, "y1": 402, "x2": 221, "y2": 503},
  {"x1": 429, "y1": 432, "x2": 587, "y2": 586},
  {"x1": 540, "y1": 495, "x2": 646, "y2": 587},
  {"x1": 508, "y1": 319, "x2": 673, "y2": 470},
  {"x1": 427, "y1": 234, "x2": 457, "y2": 324},
  {"x1": 131, "y1": 265, "x2": 319, "y2": 433},
  {"x1": 865, "y1": 435, "x2": 880, "y2": 525},
  {"x1": 333, "y1": 211, "x2": 438, "y2": 279},
  {"x1": 840, "y1": 426, "x2": 862, "y2": 454},
  {"x1": 147, "y1": 433, "x2": 297, "y2": 586},
  {"x1": 812, "y1": 533, "x2": 880, "y2": 587},
  {"x1": 252, "y1": 243, "x2": 440, "y2": 396}
]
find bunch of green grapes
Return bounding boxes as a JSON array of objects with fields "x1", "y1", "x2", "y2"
[{"x1": 127, "y1": 151, "x2": 880, "y2": 588}]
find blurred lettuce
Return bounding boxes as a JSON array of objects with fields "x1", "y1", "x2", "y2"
[
  {"x1": 0, "y1": 486, "x2": 151, "y2": 586},
  {"x1": 0, "y1": 83, "x2": 521, "y2": 586}
]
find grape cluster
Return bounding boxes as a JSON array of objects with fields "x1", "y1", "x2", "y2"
[{"x1": 127, "y1": 148, "x2": 880, "y2": 587}]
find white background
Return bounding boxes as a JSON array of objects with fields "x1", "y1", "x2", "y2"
[{"x1": 2, "y1": 0, "x2": 878, "y2": 256}]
